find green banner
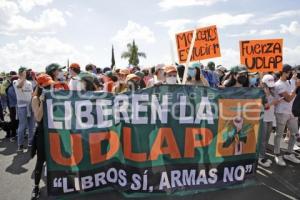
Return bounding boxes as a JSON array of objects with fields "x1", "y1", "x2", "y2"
[{"x1": 43, "y1": 85, "x2": 264, "y2": 197}]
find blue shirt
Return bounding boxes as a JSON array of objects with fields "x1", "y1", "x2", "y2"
[{"x1": 6, "y1": 85, "x2": 17, "y2": 108}]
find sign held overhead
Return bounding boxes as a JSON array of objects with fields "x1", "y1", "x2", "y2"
[
  {"x1": 240, "y1": 39, "x2": 283, "y2": 72},
  {"x1": 176, "y1": 25, "x2": 221, "y2": 63}
]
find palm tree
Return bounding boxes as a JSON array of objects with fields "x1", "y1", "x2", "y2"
[{"x1": 121, "y1": 40, "x2": 146, "y2": 66}]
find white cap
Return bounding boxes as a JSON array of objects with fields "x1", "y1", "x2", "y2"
[{"x1": 262, "y1": 74, "x2": 275, "y2": 88}]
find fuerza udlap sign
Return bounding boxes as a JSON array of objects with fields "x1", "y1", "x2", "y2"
[{"x1": 43, "y1": 85, "x2": 264, "y2": 197}]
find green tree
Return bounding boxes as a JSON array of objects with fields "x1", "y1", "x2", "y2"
[{"x1": 121, "y1": 40, "x2": 146, "y2": 66}]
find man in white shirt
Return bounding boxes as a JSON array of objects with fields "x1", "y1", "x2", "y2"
[
  {"x1": 13, "y1": 67, "x2": 34, "y2": 152},
  {"x1": 274, "y1": 64, "x2": 300, "y2": 166}
]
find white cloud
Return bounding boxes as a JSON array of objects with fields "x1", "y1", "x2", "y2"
[
  {"x1": 284, "y1": 46, "x2": 300, "y2": 65},
  {"x1": 1, "y1": 8, "x2": 66, "y2": 33},
  {"x1": 158, "y1": 0, "x2": 228, "y2": 10},
  {"x1": 65, "y1": 11, "x2": 73, "y2": 17},
  {"x1": 84, "y1": 45, "x2": 95, "y2": 52},
  {"x1": 156, "y1": 19, "x2": 192, "y2": 35},
  {"x1": 259, "y1": 29, "x2": 277, "y2": 35},
  {"x1": 255, "y1": 10, "x2": 300, "y2": 24},
  {"x1": 198, "y1": 13, "x2": 254, "y2": 28},
  {"x1": 112, "y1": 21, "x2": 156, "y2": 45},
  {"x1": 227, "y1": 30, "x2": 257, "y2": 37},
  {"x1": 200, "y1": 48, "x2": 240, "y2": 68},
  {"x1": 280, "y1": 21, "x2": 300, "y2": 36},
  {"x1": 0, "y1": 0, "x2": 65, "y2": 34},
  {"x1": 17, "y1": 0, "x2": 53, "y2": 12},
  {"x1": 0, "y1": 36, "x2": 90, "y2": 72}
]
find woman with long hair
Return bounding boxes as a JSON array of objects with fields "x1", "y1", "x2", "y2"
[{"x1": 31, "y1": 74, "x2": 54, "y2": 200}]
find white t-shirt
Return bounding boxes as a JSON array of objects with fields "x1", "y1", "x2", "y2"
[
  {"x1": 274, "y1": 79, "x2": 295, "y2": 114},
  {"x1": 264, "y1": 95, "x2": 275, "y2": 122},
  {"x1": 13, "y1": 79, "x2": 33, "y2": 108},
  {"x1": 68, "y1": 76, "x2": 81, "y2": 91}
]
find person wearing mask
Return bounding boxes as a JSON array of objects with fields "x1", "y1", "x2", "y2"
[
  {"x1": 186, "y1": 64, "x2": 209, "y2": 86},
  {"x1": 85, "y1": 64, "x2": 96, "y2": 74},
  {"x1": 216, "y1": 65, "x2": 227, "y2": 85},
  {"x1": 135, "y1": 71, "x2": 146, "y2": 89},
  {"x1": 68, "y1": 63, "x2": 82, "y2": 91},
  {"x1": 6, "y1": 74, "x2": 19, "y2": 142},
  {"x1": 259, "y1": 74, "x2": 282, "y2": 167},
  {"x1": 45, "y1": 63, "x2": 69, "y2": 90},
  {"x1": 126, "y1": 74, "x2": 141, "y2": 91},
  {"x1": 142, "y1": 68, "x2": 152, "y2": 86},
  {"x1": 13, "y1": 67, "x2": 34, "y2": 152},
  {"x1": 79, "y1": 72, "x2": 101, "y2": 92},
  {"x1": 164, "y1": 65, "x2": 178, "y2": 84},
  {"x1": 103, "y1": 71, "x2": 117, "y2": 92},
  {"x1": 206, "y1": 61, "x2": 219, "y2": 87},
  {"x1": 273, "y1": 64, "x2": 300, "y2": 166},
  {"x1": 113, "y1": 69, "x2": 130, "y2": 94},
  {"x1": 147, "y1": 64, "x2": 165, "y2": 87},
  {"x1": 31, "y1": 74, "x2": 55, "y2": 200},
  {"x1": 223, "y1": 65, "x2": 250, "y2": 88}
]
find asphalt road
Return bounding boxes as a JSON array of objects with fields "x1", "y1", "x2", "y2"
[{"x1": 0, "y1": 131, "x2": 299, "y2": 200}]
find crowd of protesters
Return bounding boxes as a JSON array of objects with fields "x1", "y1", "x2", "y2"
[{"x1": 0, "y1": 61, "x2": 299, "y2": 199}]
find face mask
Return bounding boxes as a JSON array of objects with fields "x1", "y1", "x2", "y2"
[
  {"x1": 237, "y1": 75, "x2": 248, "y2": 86},
  {"x1": 57, "y1": 71, "x2": 65, "y2": 81},
  {"x1": 166, "y1": 77, "x2": 177, "y2": 84},
  {"x1": 188, "y1": 69, "x2": 196, "y2": 78},
  {"x1": 249, "y1": 77, "x2": 257, "y2": 87}
]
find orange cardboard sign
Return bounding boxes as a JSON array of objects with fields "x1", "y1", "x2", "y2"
[
  {"x1": 176, "y1": 25, "x2": 221, "y2": 63},
  {"x1": 240, "y1": 39, "x2": 283, "y2": 72}
]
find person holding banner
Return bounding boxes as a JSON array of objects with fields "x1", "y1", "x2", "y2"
[
  {"x1": 273, "y1": 64, "x2": 300, "y2": 166},
  {"x1": 164, "y1": 65, "x2": 178, "y2": 84},
  {"x1": 31, "y1": 74, "x2": 55, "y2": 200},
  {"x1": 45, "y1": 63, "x2": 69, "y2": 90},
  {"x1": 186, "y1": 63, "x2": 209, "y2": 86},
  {"x1": 113, "y1": 68, "x2": 130, "y2": 93},
  {"x1": 147, "y1": 64, "x2": 165, "y2": 87}
]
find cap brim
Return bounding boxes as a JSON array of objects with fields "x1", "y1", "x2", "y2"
[
  {"x1": 165, "y1": 70, "x2": 177, "y2": 74},
  {"x1": 248, "y1": 72, "x2": 258, "y2": 75},
  {"x1": 58, "y1": 66, "x2": 66, "y2": 70},
  {"x1": 238, "y1": 70, "x2": 248, "y2": 74}
]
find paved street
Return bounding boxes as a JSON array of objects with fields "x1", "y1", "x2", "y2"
[{"x1": 0, "y1": 131, "x2": 299, "y2": 200}]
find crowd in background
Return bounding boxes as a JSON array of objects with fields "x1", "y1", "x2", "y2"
[{"x1": 0, "y1": 61, "x2": 299, "y2": 199}]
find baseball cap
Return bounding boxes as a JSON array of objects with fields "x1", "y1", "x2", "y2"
[
  {"x1": 70, "y1": 63, "x2": 80, "y2": 70},
  {"x1": 282, "y1": 64, "x2": 293, "y2": 73},
  {"x1": 164, "y1": 65, "x2": 177, "y2": 74},
  {"x1": 119, "y1": 68, "x2": 130, "y2": 75},
  {"x1": 135, "y1": 71, "x2": 145, "y2": 78},
  {"x1": 126, "y1": 74, "x2": 140, "y2": 82},
  {"x1": 262, "y1": 74, "x2": 275, "y2": 88},
  {"x1": 18, "y1": 66, "x2": 27, "y2": 74},
  {"x1": 230, "y1": 65, "x2": 248, "y2": 74},
  {"x1": 36, "y1": 74, "x2": 55, "y2": 87},
  {"x1": 46, "y1": 63, "x2": 66, "y2": 75}
]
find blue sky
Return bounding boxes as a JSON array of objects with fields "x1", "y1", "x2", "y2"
[{"x1": 0, "y1": 0, "x2": 299, "y2": 72}]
